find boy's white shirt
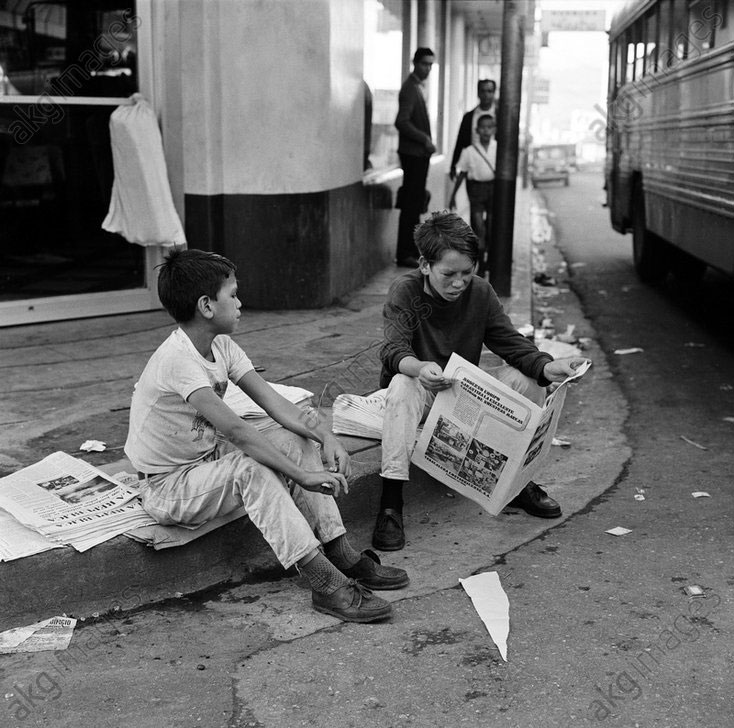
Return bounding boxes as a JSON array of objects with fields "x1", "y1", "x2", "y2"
[
  {"x1": 124, "y1": 328, "x2": 254, "y2": 473},
  {"x1": 456, "y1": 139, "x2": 497, "y2": 181}
]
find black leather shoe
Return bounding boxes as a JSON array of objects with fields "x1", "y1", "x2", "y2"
[
  {"x1": 508, "y1": 482, "x2": 561, "y2": 518},
  {"x1": 372, "y1": 508, "x2": 405, "y2": 551},
  {"x1": 312, "y1": 579, "x2": 392, "y2": 623},
  {"x1": 341, "y1": 549, "x2": 409, "y2": 590}
]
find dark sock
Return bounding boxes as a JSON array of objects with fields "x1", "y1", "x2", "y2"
[
  {"x1": 380, "y1": 478, "x2": 404, "y2": 513},
  {"x1": 323, "y1": 534, "x2": 361, "y2": 570},
  {"x1": 298, "y1": 552, "x2": 349, "y2": 595}
]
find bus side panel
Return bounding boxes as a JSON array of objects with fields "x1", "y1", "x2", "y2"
[
  {"x1": 647, "y1": 193, "x2": 734, "y2": 274},
  {"x1": 617, "y1": 44, "x2": 734, "y2": 273}
]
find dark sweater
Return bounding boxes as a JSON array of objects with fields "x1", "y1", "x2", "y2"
[{"x1": 379, "y1": 270, "x2": 552, "y2": 388}]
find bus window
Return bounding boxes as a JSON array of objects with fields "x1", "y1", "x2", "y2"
[
  {"x1": 715, "y1": 0, "x2": 734, "y2": 44},
  {"x1": 672, "y1": 0, "x2": 689, "y2": 59},
  {"x1": 635, "y1": 37, "x2": 646, "y2": 79},
  {"x1": 688, "y1": 0, "x2": 716, "y2": 50},
  {"x1": 644, "y1": 8, "x2": 659, "y2": 73},
  {"x1": 658, "y1": 0, "x2": 673, "y2": 65},
  {"x1": 626, "y1": 31, "x2": 637, "y2": 82},
  {"x1": 615, "y1": 38, "x2": 625, "y2": 93}
]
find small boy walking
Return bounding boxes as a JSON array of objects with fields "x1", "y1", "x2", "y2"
[
  {"x1": 125, "y1": 248, "x2": 408, "y2": 622},
  {"x1": 448, "y1": 113, "x2": 497, "y2": 273}
]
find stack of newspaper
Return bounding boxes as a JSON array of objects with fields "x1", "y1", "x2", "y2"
[
  {"x1": 0, "y1": 451, "x2": 156, "y2": 561},
  {"x1": 331, "y1": 389, "x2": 387, "y2": 440},
  {"x1": 223, "y1": 382, "x2": 314, "y2": 431}
]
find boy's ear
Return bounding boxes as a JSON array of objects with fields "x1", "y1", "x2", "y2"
[
  {"x1": 197, "y1": 295, "x2": 214, "y2": 319},
  {"x1": 418, "y1": 256, "x2": 431, "y2": 275}
]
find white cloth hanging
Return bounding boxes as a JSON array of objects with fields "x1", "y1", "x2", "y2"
[{"x1": 102, "y1": 94, "x2": 186, "y2": 247}]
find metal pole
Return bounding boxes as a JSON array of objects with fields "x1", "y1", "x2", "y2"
[{"x1": 489, "y1": 0, "x2": 527, "y2": 296}]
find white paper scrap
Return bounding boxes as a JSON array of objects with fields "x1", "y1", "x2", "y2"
[
  {"x1": 691, "y1": 491, "x2": 710, "y2": 498},
  {"x1": 79, "y1": 440, "x2": 106, "y2": 452},
  {"x1": 552, "y1": 437, "x2": 571, "y2": 448},
  {"x1": 459, "y1": 571, "x2": 509, "y2": 661},
  {"x1": 606, "y1": 526, "x2": 632, "y2": 536},
  {"x1": 680, "y1": 435, "x2": 708, "y2": 450},
  {"x1": 614, "y1": 347, "x2": 644, "y2": 355},
  {"x1": 0, "y1": 616, "x2": 77, "y2": 654}
]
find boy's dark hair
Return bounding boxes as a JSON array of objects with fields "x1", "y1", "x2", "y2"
[
  {"x1": 413, "y1": 47, "x2": 435, "y2": 63},
  {"x1": 478, "y1": 78, "x2": 497, "y2": 93},
  {"x1": 157, "y1": 248, "x2": 236, "y2": 322},
  {"x1": 414, "y1": 211, "x2": 479, "y2": 265}
]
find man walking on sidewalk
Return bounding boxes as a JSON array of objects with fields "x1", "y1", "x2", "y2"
[{"x1": 394, "y1": 47, "x2": 436, "y2": 268}]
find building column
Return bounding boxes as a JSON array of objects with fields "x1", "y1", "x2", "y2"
[{"x1": 167, "y1": 0, "x2": 367, "y2": 308}]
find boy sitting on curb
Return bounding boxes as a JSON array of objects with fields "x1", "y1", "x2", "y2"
[
  {"x1": 125, "y1": 248, "x2": 408, "y2": 622},
  {"x1": 373, "y1": 211, "x2": 589, "y2": 551}
]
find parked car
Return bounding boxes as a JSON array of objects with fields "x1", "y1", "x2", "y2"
[{"x1": 529, "y1": 144, "x2": 574, "y2": 187}]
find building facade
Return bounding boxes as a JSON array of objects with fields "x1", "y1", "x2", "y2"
[{"x1": 0, "y1": 0, "x2": 513, "y2": 326}]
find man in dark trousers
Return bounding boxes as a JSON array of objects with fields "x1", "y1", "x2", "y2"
[
  {"x1": 450, "y1": 79, "x2": 497, "y2": 181},
  {"x1": 394, "y1": 47, "x2": 436, "y2": 268}
]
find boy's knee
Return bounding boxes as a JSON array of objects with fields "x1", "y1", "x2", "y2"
[
  {"x1": 505, "y1": 370, "x2": 545, "y2": 406},
  {"x1": 386, "y1": 374, "x2": 424, "y2": 402}
]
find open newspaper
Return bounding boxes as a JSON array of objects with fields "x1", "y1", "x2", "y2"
[
  {"x1": 0, "y1": 452, "x2": 155, "y2": 557},
  {"x1": 411, "y1": 353, "x2": 591, "y2": 516}
]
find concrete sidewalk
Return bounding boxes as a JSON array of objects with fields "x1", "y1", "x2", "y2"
[{"x1": 0, "y1": 185, "x2": 628, "y2": 632}]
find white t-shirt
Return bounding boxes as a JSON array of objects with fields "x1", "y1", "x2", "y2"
[
  {"x1": 125, "y1": 328, "x2": 254, "y2": 473},
  {"x1": 456, "y1": 140, "x2": 497, "y2": 182}
]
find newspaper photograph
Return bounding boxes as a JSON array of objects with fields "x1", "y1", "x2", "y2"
[
  {"x1": 412, "y1": 353, "x2": 590, "y2": 516},
  {"x1": 0, "y1": 451, "x2": 155, "y2": 553}
]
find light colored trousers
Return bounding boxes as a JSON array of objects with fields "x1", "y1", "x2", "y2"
[
  {"x1": 381, "y1": 363, "x2": 546, "y2": 481},
  {"x1": 140, "y1": 428, "x2": 346, "y2": 570}
]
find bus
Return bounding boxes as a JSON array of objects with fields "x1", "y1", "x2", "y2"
[{"x1": 605, "y1": 0, "x2": 734, "y2": 283}]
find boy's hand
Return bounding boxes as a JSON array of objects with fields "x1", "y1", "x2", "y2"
[
  {"x1": 321, "y1": 433, "x2": 352, "y2": 478},
  {"x1": 419, "y1": 363, "x2": 454, "y2": 392},
  {"x1": 543, "y1": 357, "x2": 591, "y2": 383},
  {"x1": 298, "y1": 470, "x2": 349, "y2": 497}
]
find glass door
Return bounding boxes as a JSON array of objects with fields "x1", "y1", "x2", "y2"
[{"x1": 0, "y1": 0, "x2": 161, "y2": 326}]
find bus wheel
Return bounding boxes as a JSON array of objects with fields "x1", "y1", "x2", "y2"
[{"x1": 632, "y1": 189, "x2": 667, "y2": 283}]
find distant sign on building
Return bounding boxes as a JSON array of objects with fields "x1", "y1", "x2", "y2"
[
  {"x1": 533, "y1": 77, "x2": 550, "y2": 104},
  {"x1": 541, "y1": 9, "x2": 606, "y2": 32}
]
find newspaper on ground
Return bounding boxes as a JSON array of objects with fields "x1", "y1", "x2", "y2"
[
  {"x1": 0, "y1": 452, "x2": 155, "y2": 554},
  {"x1": 332, "y1": 389, "x2": 387, "y2": 439},
  {"x1": 411, "y1": 353, "x2": 591, "y2": 516},
  {"x1": 224, "y1": 382, "x2": 313, "y2": 432},
  {"x1": 0, "y1": 616, "x2": 76, "y2": 654}
]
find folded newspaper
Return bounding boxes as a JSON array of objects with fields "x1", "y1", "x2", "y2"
[
  {"x1": 332, "y1": 389, "x2": 387, "y2": 439},
  {"x1": 411, "y1": 353, "x2": 590, "y2": 516}
]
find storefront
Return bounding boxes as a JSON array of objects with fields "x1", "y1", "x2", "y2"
[
  {"x1": 1, "y1": 0, "x2": 512, "y2": 326},
  {"x1": 0, "y1": 0, "x2": 161, "y2": 326}
]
